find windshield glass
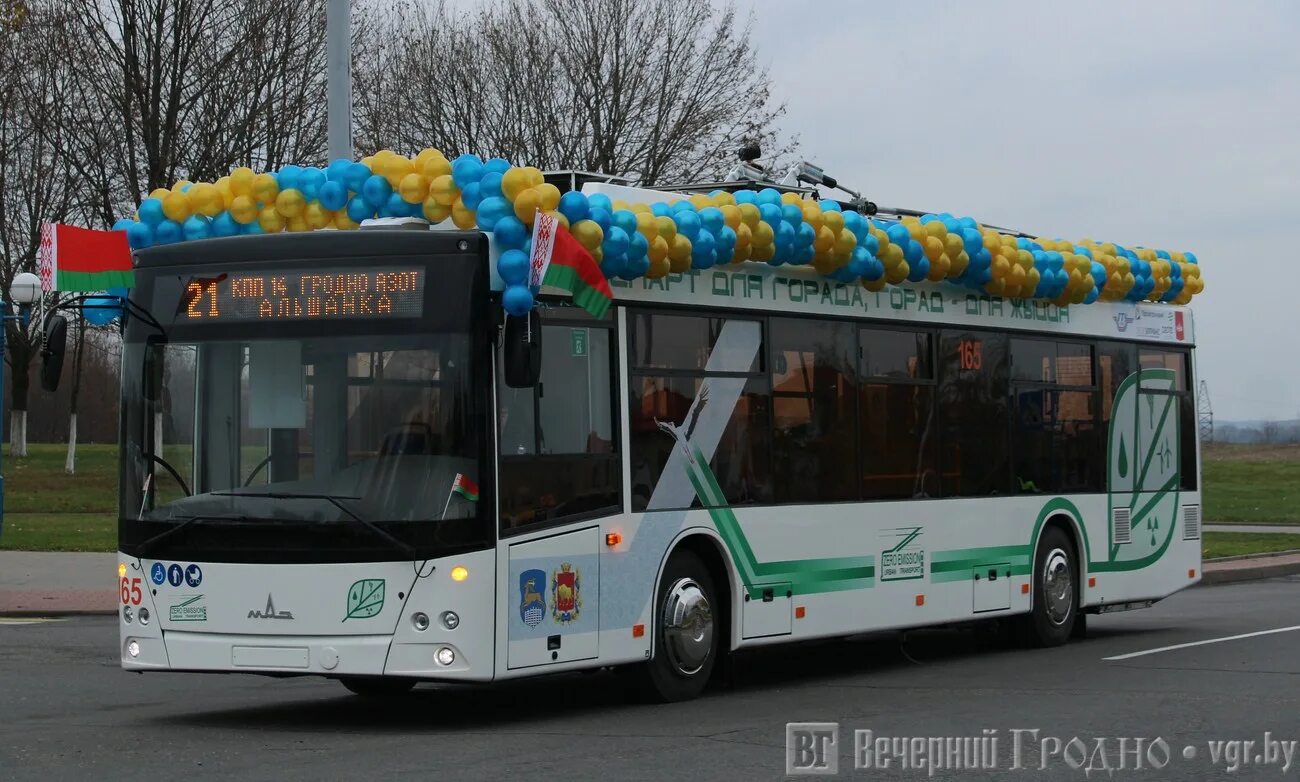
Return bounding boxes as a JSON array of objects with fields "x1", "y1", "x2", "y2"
[{"x1": 119, "y1": 331, "x2": 489, "y2": 561}]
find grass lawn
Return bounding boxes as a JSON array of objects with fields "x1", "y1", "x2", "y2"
[
  {"x1": 1201, "y1": 443, "x2": 1300, "y2": 525},
  {"x1": 1202, "y1": 532, "x2": 1300, "y2": 560},
  {"x1": 0, "y1": 512, "x2": 115, "y2": 551}
]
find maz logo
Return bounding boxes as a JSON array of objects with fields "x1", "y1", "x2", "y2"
[
  {"x1": 1113, "y1": 312, "x2": 1134, "y2": 332},
  {"x1": 248, "y1": 594, "x2": 294, "y2": 620}
]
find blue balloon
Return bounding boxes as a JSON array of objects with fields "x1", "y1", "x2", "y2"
[
  {"x1": 907, "y1": 256, "x2": 929, "y2": 282},
  {"x1": 299, "y1": 167, "x2": 326, "y2": 201},
  {"x1": 861, "y1": 233, "x2": 879, "y2": 256},
  {"x1": 780, "y1": 204, "x2": 803, "y2": 226},
  {"x1": 243, "y1": 220, "x2": 264, "y2": 235},
  {"x1": 502, "y1": 284, "x2": 534, "y2": 317},
  {"x1": 138, "y1": 198, "x2": 165, "y2": 227},
  {"x1": 83, "y1": 295, "x2": 122, "y2": 326},
  {"x1": 498, "y1": 248, "x2": 529, "y2": 286},
  {"x1": 670, "y1": 200, "x2": 695, "y2": 213},
  {"x1": 182, "y1": 215, "x2": 211, "y2": 241},
  {"x1": 460, "y1": 181, "x2": 483, "y2": 210},
  {"x1": 112, "y1": 218, "x2": 136, "y2": 233},
  {"x1": 494, "y1": 216, "x2": 528, "y2": 250},
  {"x1": 319, "y1": 181, "x2": 348, "y2": 212},
  {"x1": 344, "y1": 163, "x2": 371, "y2": 193},
  {"x1": 451, "y1": 154, "x2": 484, "y2": 188},
  {"x1": 692, "y1": 230, "x2": 717, "y2": 266},
  {"x1": 154, "y1": 220, "x2": 182, "y2": 245},
  {"x1": 794, "y1": 243, "x2": 815, "y2": 264},
  {"x1": 699, "y1": 207, "x2": 725, "y2": 234},
  {"x1": 674, "y1": 210, "x2": 702, "y2": 240},
  {"x1": 558, "y1": 191, "x2": 590, "y2": 224},
  {"x1": 797, "y1": 222, "x2": 816, "y2": 247},
  {"x1": 733, "y1": 190, "x2": 758, "y2": 205},
  {"x1": 1184, "y1": 252, "x2": 1198, "y2": 264},
  {"x1": 758, "y1": 203, "x2": 782, "y2": 229},
  {"x1": 716, "y1": 225, "x2": 737, "y2": 252},
  {"x1": 587, "y1": 193, "x2": 613, "y2": 213},
  {"x1": 210, "y1": 212, "x2": 239, "y2": 238},
  {"x1": 347, "y1": 196, "x2": 374, "y2": 224},
  {"x1": 276, "y1": 165, "x2": 302, "y2": 192},
  {"x1": 843, "y1": 211, "x2": 865, "y2": 239},
  {"x1": 612, "y1": 209, "x2": 638, "y2": 237},
  {"x1": 651, "y1": 202, "x2": 671, "y2": 217},
  {"x1": 829, "y1": 265, "x2": 857, "y2": 283},
  {"x1": 484, "y1": 157, "x2": 512, "y2": 174},
  {"x1": 479, "y1": 171, "x2": 504, "y2": 199},
  {"x1": 362, "y1": 175, "x2": 392, "y2": 209},
  {"x1": 904, "y1": 239, "x2": 923, "y2": 264},
  {"x1": 775, "y1": 221, "x2": 796, "y2": 250},
  {"x1": 588, "y1": 207, "x2": 612, "y2": 234},
  {"x1": 379, "y1": 192, "x2": 407, "y2": 217},
  {"x1": 820, "y1": 200, "x2": 843, "y2": 212},
  {"x1": 757, "y1": 188, "x2": 782, "y2": 206},
  {"x1": 962, "y1": 228, "x2": 984, "y2": 255},
  {"x1": 326, "y1": 158, "x2": 352, "y2": 182},
  {"x1": 886, "y1": 223, "x2": 911, "y2": 246},
  {"x1": 600, "y1": 255, "x2": 626, "y2": 280},
  {"x1": 125, "y1": 221, "x2": 154, "y2": 250},
  {"x1": 622, "y1": 252, "x2": 650, "y2": 280},
  {"x1": 628, "y1": 230, "x2": 649, "y2": 260},
  {"x1": 602, "y1": 226, "x2": 630, "y2": 258},
  {"x1": 476, "y1": 196, "x2": 511, "y2": 232}
]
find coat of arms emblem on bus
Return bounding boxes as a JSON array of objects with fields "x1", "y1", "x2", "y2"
[
  {"x1": 551, "y1": 563, "x2": 581, "y2": 623},
  {"x1": 518, "y1": 569, "x2": 546, "y2": 628}
]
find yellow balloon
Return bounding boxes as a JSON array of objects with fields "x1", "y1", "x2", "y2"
[
  {"x1": 655, "y1": 216, "x2": 677, "y2": 242},
  {"x1": 252, "y1": 173, "x2": 280, "y2": 204},
  {"x1": 422, "y1": 154, "x2": 451, "y2": 180},
  {"x1": 522, "y1": 167, "x2": 545, "y2": 188},
  {"x1": 636, "y1": 211, "x2": 658, "y2": 238},
  {"x1": 732, "y1": 244, "x2": 752, "y2": 264},
  {"x1": 386, "y1": 156, "x2": 415, "y2": 188},
  {"x1": 751, "y1": 242, "x2": 776, "y2": 263},
  {"x1": 173, "y1": 179, "x2": 192, "y2": 191},
  {"x1": 720, "y1": 204, "x2": 742, "y2": 230},
  {"x1": 822, "y1": 210, "x2": 845, "y2": 235},
  {"x1": 572, "y1": 219, "x2": 604, "y2": 251},
  {"x1": 862, "y1": 277, "x2": 887, "y2": 293},
  {"x1": 801, "y1": 202, "x2": 823, "y2": 231},
  {"x1": 923, "y1": 220, "x2": 947, "y2": 239},
  {"x1": 430, "y1": 175, "x2": 458, "y2": 207},
  {"x1": 229, "y1": 195, "x2": 257, "y2": 225},
  {"x1": 780, "y1": 191, "x2": 801, "y2": 206},
  {"x1": 835, "y1": 229, "x2": 856, "y2": 256},
  {"x1": 188, "y1": 183, "x2": 223, "y2": 217},
  {"x1": 648, "y1": 235, "x2": 670, "y2": 264},
  {"x1": 944, "y1": 233, "x2": 965, "y2": 259},
  {"x1": 451, "y1": 197, "x2": 477, "y2": 229},
  {"x1": 286, "y1": 216, "x2": 310, "y2": 233},
  {"x1": 304, "y1": 203, "x2": 332, "y2": 229},
  {"x1": 334, "y1": 211, "x2": 360, "y2": 231},
  {"x1": 928, "y1": 254, "x2": 949, "y2": 282},
  {"x1": 258, "y1": 207, "x2": 285, "y2": 234},
  {"x1": 162, "y1": 191, "x2": 191, "y2": 222},
  {"x1": 514, "y1": 188, "x2": 544, "y2": 224},
  {"x1": 399, "y1": 173, "x2": 429, "y2": 204},
  {"x1": 275, "y1": 189, "x2": 306, "y2": 219},
  {"x1": 812, "y1": 253, "x2": 837, "y2": 275},
  {"x1": 414, "y1": 148, "x2": 440, "y2": 171},
  {"x1": 546, "y1": 210, "x2": 569, "y2": 230},
  {"x1": 668, "y1": 234, "x2": 692, "y2": 269},
  {"x1": 923, "y1": 236, "x2": 944, "y2": 262},
  {"x1": 215, "y1": 177, "x2": 234, "y2": 209},
  {"x1": 712, "y1": 191, "x2": 736, "y2": 206},
  {"x1": 149, "y1": 188, "x2": 170, "y2": 201},
  {"x1": 501, "y1": 167, "x2": 531, "y2": 201},
  {"x1": 536, "y1": 183, "x2": 562, "y2": 213},
  {"x1": 422, "y1": 197, "x2": 451, "y2": 224},
  {"x1": 646, "y1": 255, "x2": 671, "y2": 280},
  {"x1": 751, "y1": 221, "x2": 774, "y2": 248},
  {"x1": 738, "y1": 203, "x2": 760, "y2": 228},
  {"x1": 734, "y1": 222, "x2": 752, "y2": 250},
  {"x1": 813, "y1": 225, "x2": 835, "y2": 253},
  {"x1": 886, "y1": 261, "x2": 909, "y2": 285},
  {"x1": 882, "y1": 243, "x2": 904, "y2": 268}
]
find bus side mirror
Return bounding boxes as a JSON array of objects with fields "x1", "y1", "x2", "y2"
[
  {"x1": 503, "y1": 309, "x2": 542, "y2": 388},
  {"x1": 39, "y1": 314, "x2": 67, "y2": 392}
]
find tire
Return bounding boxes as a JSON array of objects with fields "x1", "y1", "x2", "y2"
[
  {"x1": 339, "y1": 677, "x2": 417, "y2": 697},
  {"x1": 1020, "y1": 526, "x2": 1079, "y2": 647},
  {"x1": 640, "y1": 550, "x2": 720, "y2": 702}
]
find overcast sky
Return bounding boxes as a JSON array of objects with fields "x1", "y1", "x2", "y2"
[{"x1": 732, "y1": 0, "x2": 1299, "y2": 421}]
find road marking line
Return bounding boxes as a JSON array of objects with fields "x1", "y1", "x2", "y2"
[
  {"x1": 1104, "y1": 624, "x2": 1300, "y2": 661},
  {"x1": 0, "y1": 618, "x2": 62, "y2": 625}
]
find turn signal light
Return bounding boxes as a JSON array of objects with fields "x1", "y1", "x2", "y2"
[
  {"x1": 117, "y1": 563, "x2": 127, "y2": 578},
  {"x1": 450, "y1": 566, "x2": 468, "y2": 582},
  {"x1": 605, "y1": 532, "x2": 622, "y2": 547}
]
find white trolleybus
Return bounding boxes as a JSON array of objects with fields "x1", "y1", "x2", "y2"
[{"x1": 106, "y1": 179, "x2": 1200, "y2": 701}]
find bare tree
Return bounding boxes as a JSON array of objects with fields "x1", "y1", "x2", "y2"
[{"x1": 354, "y1": 0, "x2": 792, "y2": 184}]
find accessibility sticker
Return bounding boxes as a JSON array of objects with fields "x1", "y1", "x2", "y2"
[
  {"x1": 167, "y1": 564, "x2": 183, "y2": 587},
  {"x1": 151, "y1": 562, "x2": 166, "y2": 585},
  {"x1": 185, "y1": 564, "x2": 203, "y2": 588}
]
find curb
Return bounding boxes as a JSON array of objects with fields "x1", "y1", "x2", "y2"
[
  {"x1": 0, "y1": 609, "x2": 116, "y2": 618},
  {"x1": 1200, "y1": 552, "x2": 1300, "y2": 586}
]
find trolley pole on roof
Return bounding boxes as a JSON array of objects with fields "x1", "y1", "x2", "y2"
[{"x1": 326, "y1": 0, "x2": 352, "y2": 161}]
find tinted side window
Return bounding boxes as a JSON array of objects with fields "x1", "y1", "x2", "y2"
[
  {"x1": 860, "y1": 327, "x2": 937, "y2": 499},
  {"x1": 770, "y1": 318, "x2": 857, "y2": 504},
  {"x1": 938, "y1": 331, "x2": 1010, "y2": 496}
]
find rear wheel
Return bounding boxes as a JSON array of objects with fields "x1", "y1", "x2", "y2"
[
  {"x1": 640, "y1": 551, "x2": 719, "y2": 702},
  {"x1": 339, "y1": 677, "x2": 417, "y2": 697},
  {"x1": 1021, "y1": 526, "x2": 1078, "y2": 647}
]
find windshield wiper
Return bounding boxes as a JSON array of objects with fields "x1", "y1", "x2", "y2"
[
  {"x1": 136, "y1": 515, "x2": 254, "y2": 558},
  {"x1": 210, "y1": 492, "x2": 417, "y2": 560}
]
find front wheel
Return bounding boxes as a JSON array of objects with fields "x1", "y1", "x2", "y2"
[
  {"x1": 1020, "y1": 526, "x2": 1078, "y2": 647},
  {"x1": 339, "y1": 677, "x2": 417, "y2": 697},
  {"x1": 640, "y1": 551, "x2": 719, "y2": 702}
]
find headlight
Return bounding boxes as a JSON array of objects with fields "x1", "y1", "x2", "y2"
[
  {"x1": 435, "y1": 647, "x2": 455, "y2": 666},
  {"x1": 126, "y1": 640, "x2": 141, "y2": 658},
  {"x1": 138, "y1": 607, "x2": 150, "y2": 626},
  {"x1": 440, "y1": 611, "x2": 460, "y2": 630},
  {"x1": 122, "y1": 606, "x2": 133, "y2": 624},
  {"x1": 411, "y1": 612, "x2": 430, "y2": 631}
]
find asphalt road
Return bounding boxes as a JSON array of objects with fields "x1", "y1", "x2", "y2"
[{"x1": 2, "y1": 578, "x2": 1298, "y2": 781}]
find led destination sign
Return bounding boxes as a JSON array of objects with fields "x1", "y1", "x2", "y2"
[{"x1": 181, "y1": 267, "x2": 425, "y2": 323}]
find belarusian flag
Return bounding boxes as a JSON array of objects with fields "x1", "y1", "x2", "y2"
[
  {"x1": 528, "y1": 209, "x2": 612, "y2": 318},
  {"x1": 38, "y1": 223, "x2": 135, "y2": 292},
  {"x1": 451, "y1": 473, "x2": 479, "y2": 502}
]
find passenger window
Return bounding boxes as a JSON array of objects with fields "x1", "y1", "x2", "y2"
[
  {"x1": 860, "y1": 328, "x2": 937, "y2": 499},
  {"x1": 937, "y1": 331, "x2": 1010, "y2": 496},
  {"x1": 498, "y1": 306, "x2": 620, "y2": 530}
]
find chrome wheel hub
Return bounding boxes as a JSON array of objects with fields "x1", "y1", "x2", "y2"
[
  {"x1": 1043, "y1": 548, "x2": 1074, "y2": 626},
  {"x1": 661, "y1": 578, "x2": 713, "y2": 676}
]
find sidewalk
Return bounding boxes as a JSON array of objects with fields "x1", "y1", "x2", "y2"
[
  {"x1": 3, "y1": 548, "x2": 1299, "y2": 617},
  {"x1": 0, "y1": 551, "x2": 118, "y2": 616}
]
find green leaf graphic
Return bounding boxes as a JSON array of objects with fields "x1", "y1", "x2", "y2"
[
  {"x1": 343, "y1": 579, "x2": 385, "y2": 621},
  {"x1": 1117, "y1": 437, "x2": 1128, "y2": 479}
]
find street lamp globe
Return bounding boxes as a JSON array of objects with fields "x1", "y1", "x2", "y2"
[{"x1": 9, "y1": 272, "x2": 41, "y2": 305}]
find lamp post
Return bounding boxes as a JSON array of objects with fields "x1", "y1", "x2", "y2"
[{"x1": 0, "y1": 271, "x2": 43, "y2": 539}]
